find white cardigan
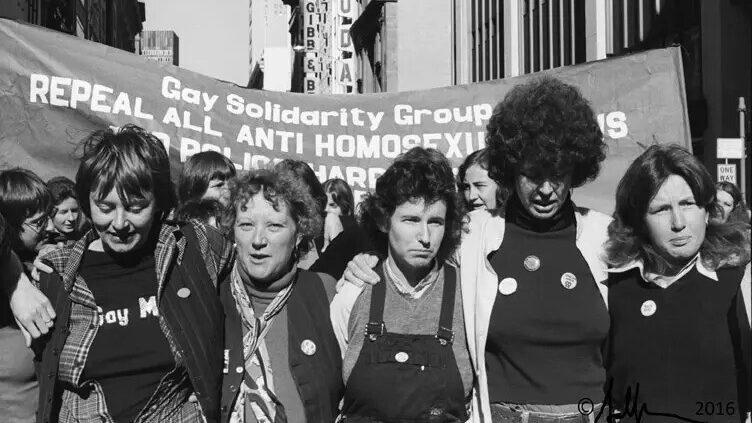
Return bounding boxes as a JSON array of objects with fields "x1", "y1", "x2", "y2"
[{"x1": 460, "y1": 208, "x2": 612, "y2": 422}]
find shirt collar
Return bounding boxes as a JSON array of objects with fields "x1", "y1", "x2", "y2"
[
  {"x1": 607, "y1": 253, "x2": 718, "y2": 286},
  {"x1": 384, "y1": 255, "x2": 441, "y2": 300}
]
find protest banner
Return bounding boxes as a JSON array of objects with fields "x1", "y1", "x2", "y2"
[{"x1": 0, "y1": 18, "x2": 691, "y2": 213}]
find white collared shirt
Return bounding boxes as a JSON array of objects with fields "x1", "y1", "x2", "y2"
[{"x1": 607, "y1": 253, "x2": 718, "y2": 288}]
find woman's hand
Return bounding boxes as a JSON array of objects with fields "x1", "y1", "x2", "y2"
[
  {"x1": 340, "y1": 253, "x2": 380, "y2": 290},
  {"x1": 11, "y1": 272, "x2": 55, "y2": 346}
]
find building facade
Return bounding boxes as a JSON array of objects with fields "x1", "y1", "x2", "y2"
[
  {"x1": 0, "y1": 0, "x2": 145, "y2": 53},
  {"x1": 136, "y1": 30, "x2": 179, "y2": 65},
  {"x1": 247, "y1": 0, "x2": 293, "y2": 91}
]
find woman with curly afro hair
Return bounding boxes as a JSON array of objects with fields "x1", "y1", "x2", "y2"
[{"x1": 340, "y1": 77, "x2": 613, "y2": 422}]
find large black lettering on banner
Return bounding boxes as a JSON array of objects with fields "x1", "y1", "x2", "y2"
[{"x1": 0, "y1": 18, "x2": 691, "y2": 213}]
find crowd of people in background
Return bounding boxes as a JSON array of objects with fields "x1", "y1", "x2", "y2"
[{"x1": 0, "y1": 76, "x2": 749, "y2": 423}]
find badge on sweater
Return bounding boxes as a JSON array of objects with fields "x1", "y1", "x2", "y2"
[
  {"x1": 300, "y1": 339, "x2": 317, "y2": 356},
  {"x1": 560, "y1": 272, "x2": 577, "y2": 289},
  {"x1": 641, "y1": 300, "x2": 657, "y2": 317},
  {"x1": 498, "y1": 277, "x2": 518, "y2": 295},
  {"x1": 523, "y1": 255, "x2": 540, "y2": 272},
  {"x1": 395, "y1": 352, "x2": 409, "y2": 363}
]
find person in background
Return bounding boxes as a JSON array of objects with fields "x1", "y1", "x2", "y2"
[
  {"x1": 7, "y1": 125, "x2": 234, "y2": 423},
  {"x1": 457, "y1": 148, "x2": 505, "y2": 214},
  {"x1": 715, "y1": 181, "x2": 750, "y2": 224},
  {"x1": 45, "y1": 176, "x2": 88, "y2": 243},
  {"x1": 605, "y1": 144, "x2": 750, "y2": 423},
  {"x1": 274, "y1": 159, "x2": 327, "y2": 268},
  {"x1": 0, "y1": 168, "x2": 53, "y2": 269},
  {"x1": 0, "y1": 212, "x2": 38, "y2": 423},
  {"x1": 219, "y1": 168, "x2": 343, "y2": 423},
  {"x1": 176, "y1": 151, "x2": 237, "y2": 226},
  {"x1": 322, "y1": 178, "x2": 356, "y2": 251},
  {"x1": 331, "y1": 147, "x2": 472, "y2": 422},
  {"x1": 341, "y1": 77, "x2": 612, "y2": 422}
]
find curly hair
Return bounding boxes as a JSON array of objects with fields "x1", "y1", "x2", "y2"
[
  {"x1": 75, "y1": 124, "x2": 176, "y2": 218},
  {"x1": 485, "y1": 77, "x2": 606, "y2": 188},
  {"x1": 359, "y1": 147, "x2": 467, "y2": 264},
  {"x1": 221, "y1": 169, "x2": 322, "y2": 257},
  {"x1": 605, "y1": 144, "x2": 750, "y2": 274}
]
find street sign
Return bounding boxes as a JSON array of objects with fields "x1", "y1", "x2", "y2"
[
  {"x1": 717, "y1": 164, "x2": 737, "y2": 184},
  {"x1": 717, "y1": 138, "x2": 744, "y2": 159}
]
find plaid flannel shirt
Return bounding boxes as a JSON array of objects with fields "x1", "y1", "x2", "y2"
[{"x1": 38, "y1": 220, "x2": 234, "y2": 423}]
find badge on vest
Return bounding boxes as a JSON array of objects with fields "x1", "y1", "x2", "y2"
[
  {"x1": 301, "y1": 339, "x2": 317, "y2": 356},
  {"x1": 523, "y1": 255, "x2": 541, "y2": 272},
  {"x1": 641, "y1": 300, "x2": 657, "y2": 317},
  {"x1": 177, "y1": 287, "x2": 191, "y2": 298},
  {"x1": 395, "y1": 352, "x2": 409, "y2": 363},
  {"x1": 498, "y1": 277, "x2": 518, "y2": 295},
  {"x1": 223, "y1": 349, "x2": 229, "y2": 374},
  {"x1": 560, "y1": 272, "x2": 577, "y2": 290}
]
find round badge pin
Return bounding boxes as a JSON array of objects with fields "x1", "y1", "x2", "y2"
[
  {"x1": 395, "y1": 352, "x2": 409, "y2": 363},
  {"x1": 523, "y1": 255, "x2": 541, "y2": 272},
  {"x1": 177, "y1": 287, "x2": 191, "y2": 298},
  {"x1": 498, "y1": 277, "x2": 518, "y2": 295},
  {"x1": 300, "y1": 339, "x2": 317, "y2": 356},
  {"x1": 640, "y1": 300, "x2": 657, "y2": 317},
  {"x1": 560, "y1": 272, "x2": 577, "y2": 290}
]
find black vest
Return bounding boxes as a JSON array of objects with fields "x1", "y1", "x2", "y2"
[
  {"x1": 33, "y1": 224, "x2": 225, "y2": 423},
  {"x1": 220, "y1": 269, "x2": 344, "y2": 423}
]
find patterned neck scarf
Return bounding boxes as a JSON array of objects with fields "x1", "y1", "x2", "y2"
[{"x1": 229, "y1": 263, "x2": 297, "y2": 423}]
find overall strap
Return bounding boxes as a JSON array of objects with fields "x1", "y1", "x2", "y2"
[
  {"x1": 365, "y1": 262, "x2": 387, "y2": 340},
  {"x1": 436, "y1": 265, "x2": 456, "y2": 345}
]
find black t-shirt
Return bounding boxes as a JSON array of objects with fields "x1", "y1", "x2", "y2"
[{"x1": 80, "y1": 250, "x2": 175, "y2": 422}]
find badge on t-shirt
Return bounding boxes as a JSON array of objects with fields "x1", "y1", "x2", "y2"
[{"x1": 498, "y1": 277, "x2": 518, "y2": 295}]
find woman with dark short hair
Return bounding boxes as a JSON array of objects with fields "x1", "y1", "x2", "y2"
[
  {"x1": 331, "y1": 147, "x2": 472, "y2": 422},
  {"x1": 342, "y1": 78, "x2": 613, "y2": 422},
  {"x1": 176, "y1": 151, "x2": 237, "y2": 227},
  {"x1": 7, "y1": 125, "x2": 234, "y2": 423},
  {"x1": 457, "y1": 148, "x2": 505, "y2": 213},
  {"x1": 0, "y1": 168, "x2": 53, "y2": 264},
  {"x1": 605, "y1": 145, "x2": 751, "y2": 423},
  {"x1": 715, "y1": 181, "x2": 750, "y2": 224},
  {"x1": 218, "y1": 168, "x2": 343, "y2": 423},
  {"x1": 46, "y1": 176, "x2": 88, "y2": 242}
]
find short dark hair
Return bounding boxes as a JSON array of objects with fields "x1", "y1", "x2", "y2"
[
  {"x1": 275, "y1": 159, "x2": 326, "y2": 217},
  {"x1": 485, "y1": 77, "x2": 606, "y2": 188},
  {"x1": 0, "y1": 168, "x2": 52, "y2": 232},
  {"x1": 359, "y1": 147, "x2": 466, "y2": 264},
  {"x1": 221, "y1": 169, "x2": 322, "y2": 257},
  {"x1": 606, "y1": 144, "x2": 750, "y2": 273},
  {"x1": 323, "y1": 178, "x2": 354, "y2": 217},
  {"x1": 75, "y1": 125, "x2": 176, "y2": 218},
  {"x1": 47, "y1": 176, "x2": 77, "y2": 205},
  {"x1": 178, "y1": 151, "x2": 236, "y2": 205}
]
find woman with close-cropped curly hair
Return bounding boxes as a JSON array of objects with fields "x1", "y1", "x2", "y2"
[
  {"x1": 340, "y1": 78, "x2": 613, "y2": 422},
  {"x1": 604, "y1": 144, "x2": 750, "y2": 422},
  {"x1": 331, "y1": 147, "x2": 472, "y2": 422},
  {"x1": 219, "y1": 168, "x2": 343, "y2": 423}
]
